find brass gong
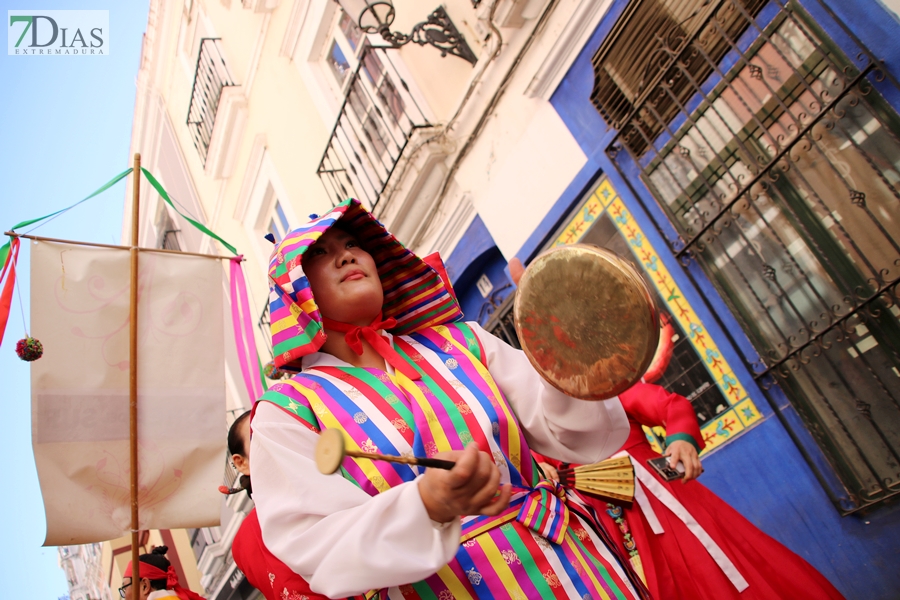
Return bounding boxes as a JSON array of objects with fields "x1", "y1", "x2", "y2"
[{"x1": 513, "y1": 244, "x2": 659, "y2": 400}]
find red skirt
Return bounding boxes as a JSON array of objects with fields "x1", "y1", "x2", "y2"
[
  {"x1": 232, "y1": 508, "x2": 333, "y2": 600},
  {"x1": 566, "y1": 443, "x2": 844, "y2": 600}
]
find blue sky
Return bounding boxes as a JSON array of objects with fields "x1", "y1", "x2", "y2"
[{"x1": 0, "y1": 1, "x2": 149, "y2": 596}]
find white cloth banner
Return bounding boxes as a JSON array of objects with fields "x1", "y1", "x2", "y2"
[{"x1": 31, "y1": 240, "x2": 226, "y2": 545}]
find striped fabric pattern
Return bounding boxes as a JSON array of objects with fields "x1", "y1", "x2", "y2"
[
  {"x1": 518, "y1": 480, "x2": 571, "y2": 545},
  {"x1": 267, "y1": 199, "x2": 463, "y2": 369},
  {"x1": 258, "y1": 322, "x2": 636, "y2": 600}
]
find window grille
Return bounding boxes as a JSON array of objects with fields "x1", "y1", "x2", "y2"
[
  {"x1": 317, "y1": 45, "x2": 431, "y2": 209},
  {"x1": 602, "y1": 0, "x2": 900, "y2": 513},
  {"x1": 482, "y1": 292, "x2": 521, "y2": 350},
  {"x1": 258, "y1": 303, "x2": 273, "y2": 358},
  {"x1": 161, "y1": 229, "x2": 181, "y2": 251},
  {"x1": 186, "y1": 38, "x2": 235, "y2": 165},
  {"x1": 156, "y1": 208, "x2": 182, "y2": 251},
  {"x1": 592, "y1": 0, "x2": 768, "y2": 155}
]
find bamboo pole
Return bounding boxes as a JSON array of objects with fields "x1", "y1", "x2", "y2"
[
  {"x1": 129, "y1": 153, "x2": 141, "y2": 584},
  {"x1": 3, "y1": 232, "x2": 240, "y2": 261}
]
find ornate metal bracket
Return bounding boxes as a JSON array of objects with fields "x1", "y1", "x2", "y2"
[{"x1": 378, "y1": 6, "x2": 477, "y2": 65}]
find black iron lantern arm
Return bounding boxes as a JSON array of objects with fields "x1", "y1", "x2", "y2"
[
  {"x1": 376, "y1": 6, "x2": 478, "y2": 65},
  {"x1": 341, "y1": 0, "x2": 478, "y2": 66}
]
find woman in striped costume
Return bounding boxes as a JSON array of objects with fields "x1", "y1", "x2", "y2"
[{"x1": 250, "y1": 199, "x2": 641, "y2": 599}]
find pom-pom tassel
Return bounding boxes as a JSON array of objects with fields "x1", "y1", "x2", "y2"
[
  {"x1": 16, "y1": 336, "x2": 43, "y2": 361},
  {"x1": 263, "y1": 360, "x2": 289, "y2": 380},
  {"x1": 218, "y1": 484, "x2": 245, "y2": 495}
]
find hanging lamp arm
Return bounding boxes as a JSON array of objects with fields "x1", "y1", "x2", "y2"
[{"x1": 378, "y1": 7, "x2": 477, "y2": 65}]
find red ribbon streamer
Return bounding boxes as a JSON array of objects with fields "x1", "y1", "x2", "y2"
[{"x1": 0, "y1": 237, "x2": 21, "y2": 348}]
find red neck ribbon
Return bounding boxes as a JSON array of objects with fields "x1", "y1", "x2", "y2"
[{"x1": 321, "y1": 312, "x2": 421, "y2": 380}]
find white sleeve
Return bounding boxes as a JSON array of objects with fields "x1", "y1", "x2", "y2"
[
  {"x1": 251, "y1": 402, "x2": 461, "y2": 597},
  {"x1": 469, "y1": 322, "x2": 630, "y2": 464}
]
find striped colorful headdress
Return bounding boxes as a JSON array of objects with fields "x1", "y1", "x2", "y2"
[{"x1": 268, "y1": 199, "x2": 463, "y2": 370}]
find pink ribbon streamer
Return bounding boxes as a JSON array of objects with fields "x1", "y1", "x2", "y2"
[{"x1": 230, "y1": 257, "x2": 264, "y2": 404}]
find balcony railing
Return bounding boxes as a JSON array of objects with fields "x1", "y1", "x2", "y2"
[
  {"x1": 317, "y1": 45, "x2": 432, "y2": 210},
  {"x1": 187, "y1": 38, "x2": 235, "y2": 166},
  {"x1": 482, "y1": 292, "x2": 520, "y2": 350},
  {"x1": 160, "y1": 228, "x2": 181, "y2": 251}
]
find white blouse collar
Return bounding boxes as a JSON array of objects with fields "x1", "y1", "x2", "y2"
[{"x1": 301, "y1": 331, "x2": 395, "y2": 373}]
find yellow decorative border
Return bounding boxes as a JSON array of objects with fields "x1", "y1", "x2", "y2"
[{"x1": 553, "y1": 177, "x2": 763, "y2": 454}]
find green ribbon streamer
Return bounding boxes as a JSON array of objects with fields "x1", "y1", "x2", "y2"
[
  {"x1": 141, "y1": 167, "x2": 237, "y2": 255},
  {"x1": 1, "y1": 167, "x2": 134, "y2": 271},
  {"x1": 1, "y1": 166, "x2": 238, "y2": 264},
  {"x1": 1, "y1": 166, "x2": 272, "y2": 379},
  {"x1": 256, "y1": 353, "x2": 269, "y2": 392}
]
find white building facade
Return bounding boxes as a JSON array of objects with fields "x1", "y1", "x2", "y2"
[{"x1": 58, "y1": 543, "x2": 112, "y2": 600}]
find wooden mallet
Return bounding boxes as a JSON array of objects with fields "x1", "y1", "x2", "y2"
[{"x1": 315, "y1": 428, "x2": 456, "y2": 474}]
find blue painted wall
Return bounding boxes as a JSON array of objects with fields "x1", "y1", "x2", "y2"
[
  {"x1": 445, "y1": 215, "x2": 496, "y2": 285},
  {"x1": 446, "y1": 215, "x2": 514, "y2": 325},
  {"x1": 508, "y1": 0, "x2": 900, "y2": 597}
]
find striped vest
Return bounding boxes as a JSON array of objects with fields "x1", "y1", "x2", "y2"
[{"x1": 260, "y1": 322, "x2": 636, "y2": 600}]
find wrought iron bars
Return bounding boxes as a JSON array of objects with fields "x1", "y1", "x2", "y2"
[
  {"x1": 186, "y1": 38, "x2": 236, "y2": 166},
  {"x1": 602, "y1": 0, "x2": 900, "y2": 513},
  {"x1": 482, "y1": 292, "x2": 521, "y2": 350},
  {"x1": 317, "y1": 45, "x2": 432, "y2": 209},
  {"x1": 342, "y1": 2, "x2": 477, "y2": 65},
  {"x1": 378, "y1": 6, "x2": 477, "y2": 65},
  {"x1": 160, "y1": 229, "x2": 181, "y2": 251},
  {"x1": 258, "y1": 303, "x2": 272, "y2": 358}
]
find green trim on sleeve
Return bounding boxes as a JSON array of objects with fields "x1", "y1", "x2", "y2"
[
  {"x1": 258, "y1": 388, "x2": 320, "y2": 433},
  {"x1": 665, "y1": 432, "x2": 701, "y2": 453}
]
